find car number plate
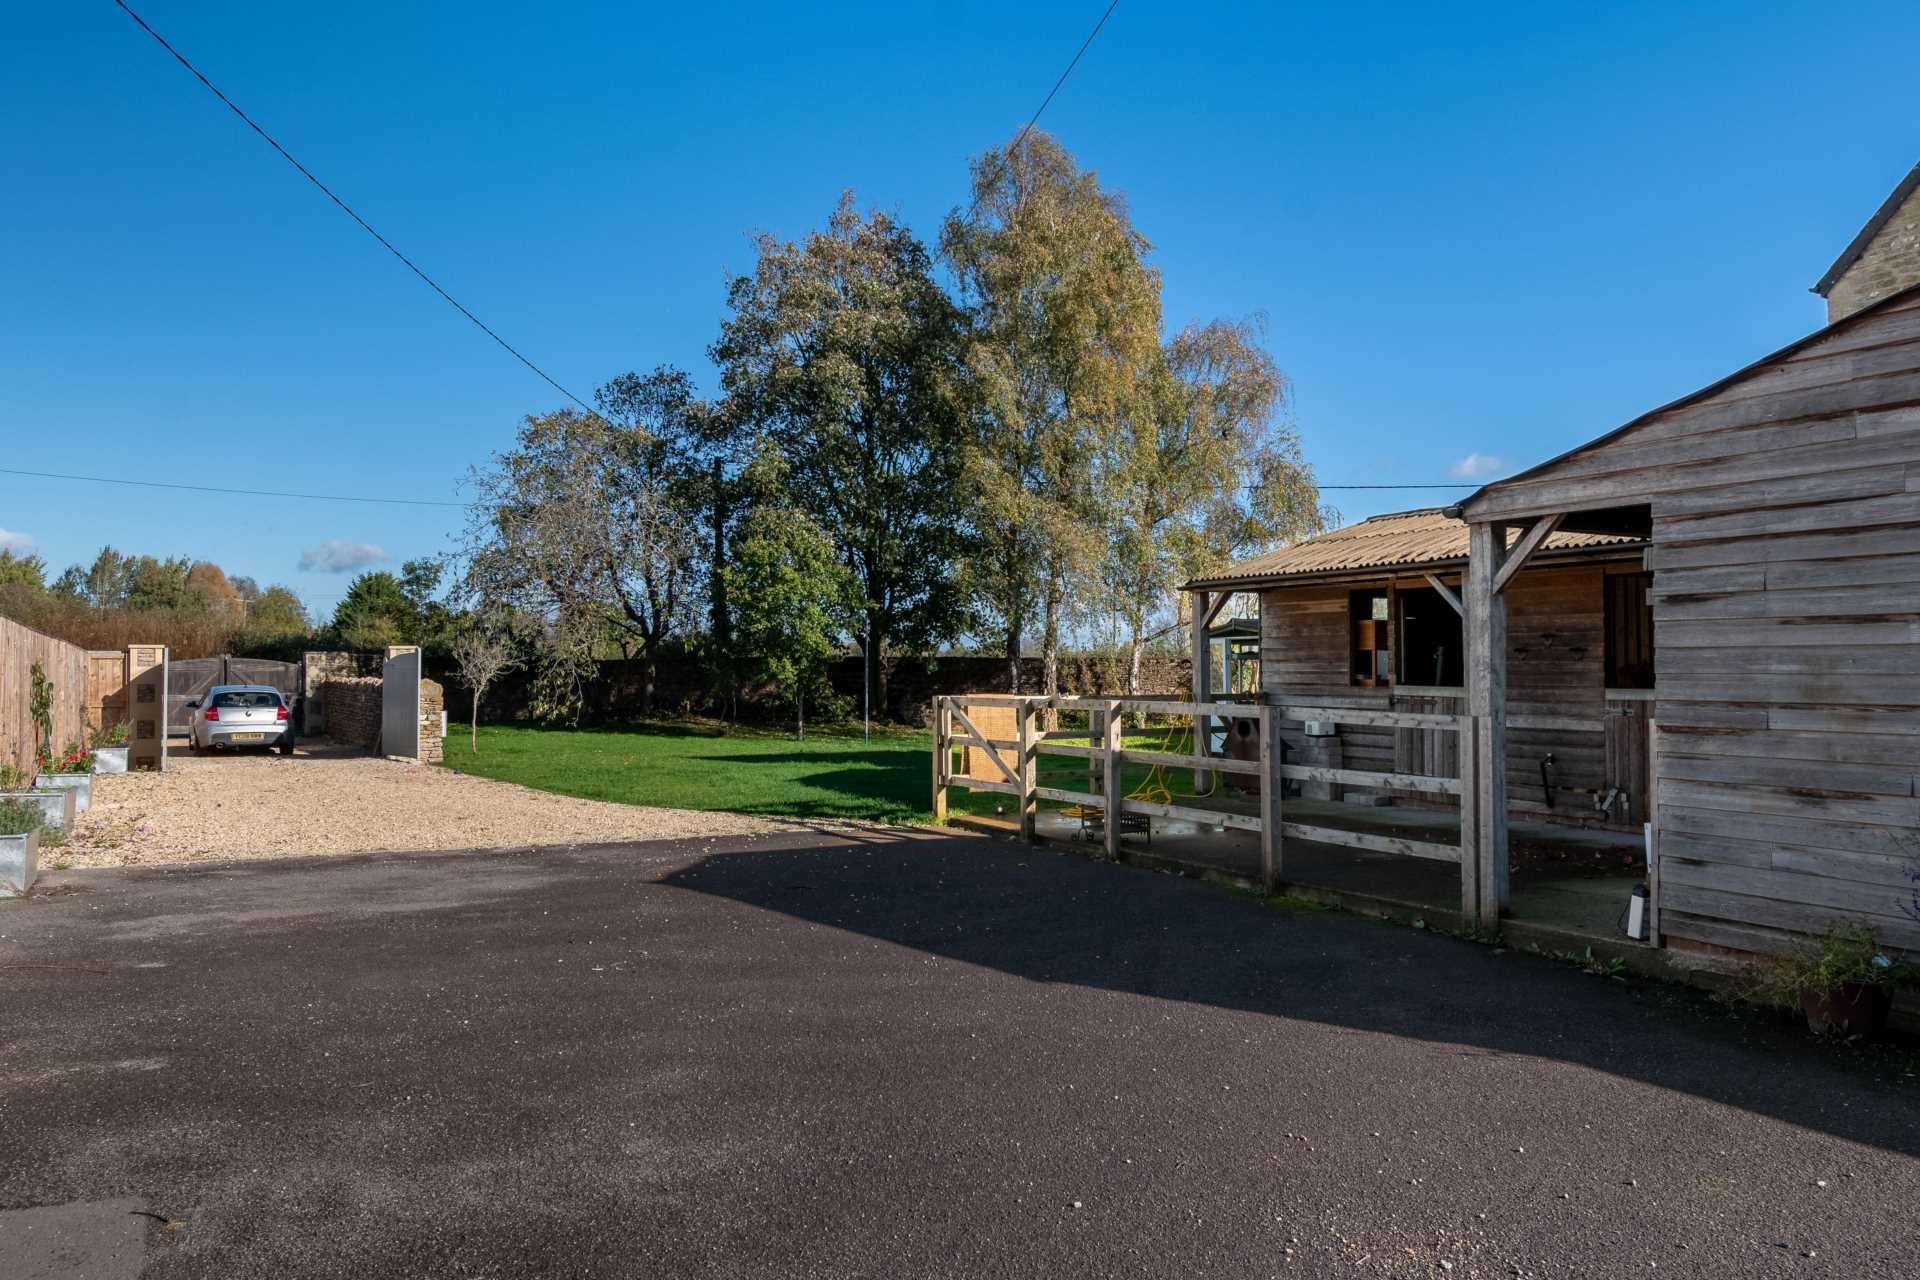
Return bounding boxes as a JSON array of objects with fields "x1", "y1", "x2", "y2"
[{"x1": 230, "y1": 732, "x2": 265, "y2": 742}]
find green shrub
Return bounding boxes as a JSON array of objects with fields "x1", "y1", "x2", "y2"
[
  {"x1": 90, "y1": 721, "x2": 130, "y2": 748},
  {"x1": 0, "y1": 797, "x2": 43, "y2": 837},
  {"x1": 1744, "y1": 923, "x2": 1911, "y2": 1008}
]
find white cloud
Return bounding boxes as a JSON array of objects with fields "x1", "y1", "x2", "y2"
[
  {"x1": 0, "y1": 528, "x2": 34, "y2": 553},
  {"x1": 1447, "y1": 452, "x2": 1507, "y2": 480},
  {"x1": 299, "y1": 539, "x2": 388, "y2": 574}
]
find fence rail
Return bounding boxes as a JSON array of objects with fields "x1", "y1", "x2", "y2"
[{"x1": 933, "y1": 694, "x2": 1481, "y2": 888}]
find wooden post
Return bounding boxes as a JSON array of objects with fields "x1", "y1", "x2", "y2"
[
  {"x1": 1191, "y1": 589, "x2": 1212, "y2": 791},
  {"x1": 1646, "y1": 719, "x2": 1663, "y2": 944},
  {"x1": 1456, "y1": 712, "x2": 1479, "y2": 919},
  {"x1": 931, "y1": 696, "x2": 949, "y2": 824},
  {"x1": 1103, "y1": 700, "x2": 1124, "y2": 862},
  {"x1": 1465, "y1": 521, "x2": 1510, "y2": 928},
  {"x1": 1259, "y1": 705, "x2": 1282, "y2": 891},
  {"x1": 1015, "y1": 698, "x2": 1037, "y2": 842}
]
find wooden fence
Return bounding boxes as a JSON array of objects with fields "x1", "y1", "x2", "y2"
[
  {"x1": 933, "y1": 694, "x2": 1474, "y2": 899},
  {"x1": 0, "y1": 617, "x2": 91, "y2": 774}
]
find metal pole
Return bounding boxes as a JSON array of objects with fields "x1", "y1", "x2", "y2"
[{"x1": 863, "y1": 631, "x2": 871, "y2": 745}]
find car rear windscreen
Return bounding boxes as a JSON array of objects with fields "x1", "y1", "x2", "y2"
[{"x1": 213, "y1": 691, "x2": 281, "y2": 709}]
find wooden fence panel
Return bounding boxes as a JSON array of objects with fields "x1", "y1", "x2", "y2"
[
  {"x1": 87, "y1": 650, "x2": 128, "y2": 736},
  {"x1": 1, "y1": 617, "x2": 90, "y2": 773}
]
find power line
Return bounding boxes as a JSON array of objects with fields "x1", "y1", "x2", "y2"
[
  {"x1": 1011, "y1": 0, "x2": 1122, "y2": 153},
  {"x1": 0, "y1": 463, "x2": 1470, "y2": 507},
  {"x1": 0, "y1": 466, "x2": 466, "y2": 508},
  {"x1": 109, "y1": 0, "x2": 596, "y2": 416}
]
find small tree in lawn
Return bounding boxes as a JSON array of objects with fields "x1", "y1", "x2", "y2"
[
  {"x1": 452, "y1": 614, "x2": 521, "y2": 753},
  {"x1": 725, "y1": 503, "x2": 859, "y2": 739}
]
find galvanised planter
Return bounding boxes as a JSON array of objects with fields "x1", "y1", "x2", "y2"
[
  {"x1": 0, "y1": 787, "x2": 75, "y2": 833},
  {"x1": 92, "y1": 746, "x2": 130, "y2": 774},
  {"x1": 34, "y1": 772, "x2": 92, "y2": 813},
  {"x1": 0, "y1": 828, "x2": 39, "y2": 895}
]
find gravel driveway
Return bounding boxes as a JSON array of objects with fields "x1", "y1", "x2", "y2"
[{"x1": 56, "y1": 738, "x2": 793, "y2": 868}]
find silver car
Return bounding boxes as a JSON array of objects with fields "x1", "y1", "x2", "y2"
[{"x1": 189, "y1": 685, "x2": 296, "y2": 755}]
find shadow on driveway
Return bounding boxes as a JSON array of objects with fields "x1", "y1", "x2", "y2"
[{"x1": 661, "y1": 831, "x2": 1920, "y2": 1159}]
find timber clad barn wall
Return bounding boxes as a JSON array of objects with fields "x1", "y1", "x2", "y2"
[
  {"x1": 1467, "y1": 285, "x2": 1920, "y2": 956},
  {"x1": 0, "y1": 618, "x2": 89, "y2": 773}
]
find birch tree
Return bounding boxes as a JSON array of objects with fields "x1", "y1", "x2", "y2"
[
  {"x1": 1103, "y1": 319, "x2": 1326, "y2": 690},
  {"x1": 941, "y1": 131, "x2": 1161, "y2": 697}
]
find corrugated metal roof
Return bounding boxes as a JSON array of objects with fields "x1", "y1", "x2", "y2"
[{"x1": 1186, "y1": 508, "x2": 1641, "y2": 589}]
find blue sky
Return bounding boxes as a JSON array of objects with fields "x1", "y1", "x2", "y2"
[{"x1": 3, "y1": 1, "x2": 1915, "y2": 621}]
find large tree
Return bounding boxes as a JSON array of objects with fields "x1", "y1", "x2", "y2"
[
  {"x1": 711, "y1": 192, "x2": 972, "y2": 719},
  {"x1": 465, "y1": 401, "x2": 698, "y2": 717},
  {"x1": 941, "y1": 132, "x2": 1162, "y2": 698},
  {"x1": 1103, "y1": 318, "x2": 1325, "y2": 689}
]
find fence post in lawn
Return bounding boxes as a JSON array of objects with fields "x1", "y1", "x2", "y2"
[
  {"x1": 1016, "y1": 698, "x2": 1037, "y2": 843},
  {"x1": 1103, "y1": 700, "x2": 1124, "y2": 863},
  {"x1": 931, "y1": 696, "x2": 948, "y2": 824}
]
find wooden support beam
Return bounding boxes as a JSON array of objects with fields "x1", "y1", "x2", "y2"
[
  {"x1": 1260, "y1": 705, "x2": 1281, "y2": 890},
  {"x1": 1647, "y1": 720, "x2": 1663, "y2": 945},
  {"x1": 1465, "y1": 521, "x2": 1510, "y2": 927},
  {"x1": 1491, "y1": 513, "x2": 1563, "y2": 596},
  {"x1": 1103, "y1": 701, "x2": 1124, "y2": 863},
  {"x1": 1424, "y1": 572, "x2": 1464, "y2": 616},
  {"x1": 931, "y1": 697, "x2": 949, "y2": 823},
  {"x1": 1015, "y1": 700, "x2": 1037, "y2": 842},
  {"x1": 1456, "y1": 713, "x2": 1478, "y2": 916},
  {"x1": 1191, "y1": 589, "x2": 1213, "y2": 792},
  {"x1": 1201, "y1": 589, "x2": 1235, "y2": 630}
]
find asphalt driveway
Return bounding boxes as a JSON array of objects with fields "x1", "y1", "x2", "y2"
[{"x1": 2, "y1": 829, "x2": 1916, "y2": 1278}]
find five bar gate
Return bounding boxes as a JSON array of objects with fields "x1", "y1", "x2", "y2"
[{"x1": 933, "y1": 695, "x2": 1488, "y2": 916}]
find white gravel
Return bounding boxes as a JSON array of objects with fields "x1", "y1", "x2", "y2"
[{"x1": 56, "y1": 738, "x2": 801, "y2": 869}]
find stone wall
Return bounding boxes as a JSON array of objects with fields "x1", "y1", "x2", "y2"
[
  {"x1": 321, "y1": 676, "x2": 383, "y2": 752},
  {"x1": 302, "y1": 651, "x2": 380, "y2": 736},
  {"x1": 419, "y1": 679, "x2": 444, "y2": 764},
  {"x1": 1826, "y1": 181, "x2": 1920, "y2": 322}
]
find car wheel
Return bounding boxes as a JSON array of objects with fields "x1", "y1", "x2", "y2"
[{"x1": 279, "y1": 737, "x2": 297, "y2": 756}]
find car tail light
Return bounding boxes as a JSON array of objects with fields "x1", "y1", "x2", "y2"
[
  {"x1": 276, "y1": 706, "x2": 289, "y2": 722},
  {"x1": 205, "y1": 706, "x2": 220, "y2": 722}
]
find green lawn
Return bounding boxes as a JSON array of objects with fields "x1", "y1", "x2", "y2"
[{"x1": 438, "y1": 721, "x2": 1217, "y2": 825}]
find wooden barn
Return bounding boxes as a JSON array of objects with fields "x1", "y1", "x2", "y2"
[
  {"x1": 1189, "y1": 162, "x2": 1920, "y2": 952},
  {"x1": 1188, "y1": 509, "x2": 1656, "y2": 835}
]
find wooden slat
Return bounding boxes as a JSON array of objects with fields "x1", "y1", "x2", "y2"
[
  {"x1": 952, "y1": 776, "x2": 1021, "y2": 797},
  {"x1": 1275, "y1": 705, "x2": 1460, "y2": 731},
  {"x1": 1280, "y1": 822, "x2": 1461, "y2": 863},
  {"x1": 1125, "y1": 698, "x2": 1265, "y2": 719},
  {"x1": 1120, "y1": 748, "x2": 1262, "y2": 776},
  {"x1": 1280, "y1": 764, "x2": 1461, "y2": 795},
  {"x1": 1033, "y1": 785, "x2": 1105, "y2": 808},
  {"x1": 1033, "y1": 742, "x2": 1100, "y2": 760},
  {"x1": 1117, "y1": 797, "x2": 1264, "y2": 832}
]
